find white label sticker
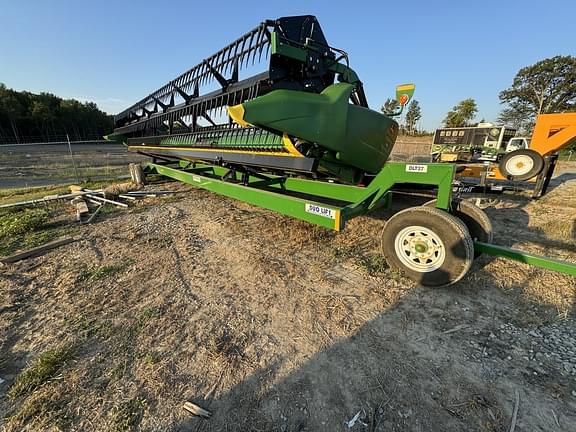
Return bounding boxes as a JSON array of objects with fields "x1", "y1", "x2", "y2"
[
  {"x1": 406, "y1": 164, "x2": 428, "y2": 173},
  {"x1": 305, "y1": 203, "x2": 336, "y2": 219},
  {"x1": 192, "y1": 175, "x2": 201, "y2": 182}
]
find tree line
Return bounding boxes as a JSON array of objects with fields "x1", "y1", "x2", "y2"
[
  {"x1": 382, "y1": 55, "x2": 576, "y2": 136},
  {"x1": 0, "y1": 83, "x2": 113, "y2": 144}
]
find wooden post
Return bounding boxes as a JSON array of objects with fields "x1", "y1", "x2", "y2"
[
  {"x1": 1, "y1": 237, "x2": 77, "y2": 264},
  {"x1": 129, "y1": 163, "x2": 145, "y2": 187},
  {"x1": 134, "y1": 164, "x2": 145, "y2": 186}
]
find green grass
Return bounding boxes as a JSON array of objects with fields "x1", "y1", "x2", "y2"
[
  {"x1": 34, "y1": 166, "x2": 127, "y2": 181},
  {"x1": 0, "y1": 180, "x2": 113, "y2": 205},
  {"x1": 0, "y1": 184, "x2": 70, "y2": 203},
  {"x1": 78, "y1": 260, "x2": 134, "y2": 282},
  {"x1": 0, "y1": 208, "x2": 54, "y2": 256},
  {"x1": 8, "y1": 345, "x2": 73, "y2": 398},
  {"x1": 142, "y1": 352, "x2": 158, "y2": 367},
  {"x1": 112, "y1": 397, "x2": 147, "y2": 432},
  {"x1": 332, "y1": 245, "x2": 389, "y2": 276},
  {"x1": 558, "y1": 148, "x2": 576, "y2": 161},
  {"x1": 358, "y1": 253, "x2": 389, "y2": 276}
]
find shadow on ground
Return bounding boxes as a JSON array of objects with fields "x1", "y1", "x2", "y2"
[{"x1": 175, "y1": 265, "x2": 575, "y2": 431}]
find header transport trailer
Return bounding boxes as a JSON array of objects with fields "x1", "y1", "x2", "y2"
[{"x1": 107, "y1": 15, "x2": 576, "y2": 286}]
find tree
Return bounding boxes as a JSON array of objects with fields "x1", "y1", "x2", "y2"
[
  {"x1": 498, "y1": 55, "x2": 576, "y2": 133},
  {"x1": 404, "y1": 100, "x2": 422, "y2": 135},
  {"x1": 0, "y1": 83, "x2": 113, "y2": 144},
  {"x1": 498, "y1": 107, "x2": 532, "y2": 131},
  {"x1": 443, "y1": 98, "x2": 478, "y2": 127},
  {"x1": 0, "y1": 84, "x2": 26, "y2": 143},
  {"x1": 381, "y1": 98, "x2": 400, "y2": 115}
]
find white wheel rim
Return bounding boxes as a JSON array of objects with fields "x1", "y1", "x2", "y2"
[
  {"x1": 394, "y1": 225, "x2": 446, "y2": 273},
  {"x1": 505, "y1": 154, "x2": 534, "y2": 176}
]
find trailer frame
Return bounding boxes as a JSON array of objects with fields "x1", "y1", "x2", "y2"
[{"x1": 145, "y1": 160, "x2": 576, "y2": 278}]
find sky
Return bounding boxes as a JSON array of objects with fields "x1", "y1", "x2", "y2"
[{"x1": 0, "y1": 0, "x2": 574, "y2": 130}]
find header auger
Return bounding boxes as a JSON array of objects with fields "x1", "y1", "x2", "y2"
[{"x1": 110, "y1": 15, "x2": 576, "y2": 287}]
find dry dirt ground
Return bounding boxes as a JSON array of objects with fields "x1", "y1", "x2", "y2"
[
  {"x1": 0, "y1": 167, "x2": 575, "y2": 431},
  {"x1": 0, "y1": 144, "x2": 146, "y2": 189}
]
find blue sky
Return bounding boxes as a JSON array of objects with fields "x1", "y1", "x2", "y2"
[{"x1": 0, "y1": 0, "x2": 574, "y2": 130}]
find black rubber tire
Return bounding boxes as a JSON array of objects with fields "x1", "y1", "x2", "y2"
[
  {"x1": 424, "y1": 198, "x2": 493, "y2": 257},
  {"x1": 498, "y1": 149, "x2": 544, "y2": 181},
  {"x1": 381, "y1": 206, "x2": 474, "y2": 287}
]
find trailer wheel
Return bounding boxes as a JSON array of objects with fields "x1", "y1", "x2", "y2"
[
  {"x1": 381, "y1": 206, "x2": 474, "y2": 287},
  {"x1": 424, "y1": 198, "x2": 493, "y2": 257},
  {"x1": 498, "y1": 149, "x2": 544, "y2": 181}
]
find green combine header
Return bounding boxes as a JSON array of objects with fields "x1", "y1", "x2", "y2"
[{"x1": 109, "y1": 15, "x2": 576, "y2": 287}]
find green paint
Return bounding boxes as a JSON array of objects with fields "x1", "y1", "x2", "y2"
[
  {"x1": 474, "y1": 242, "x2": 576, "y2": 276},
  {"x1": 270, "y1": 31, "x2": 307, "y2": 62},
  {"x1": 149, "y1": 163, "x2": 341, "y2": 230},
  {"x1": 147, "y1": 161, "x2": 455, "y2": 232},
  {"x1": 415, "y1": 243, "x2": 427, "y2": 253},
  {"x1": 159, "y1": 129, "x2": 284, "y2": 150},
  {"x1": 396, "y1": 84, "x2": 415, "y2": 106},
  {"x1": 240, "y1": 83, "x2": 398, "y2": 175},
  {"x1": 146, "y1": 160, "x2": 576, "y2": 278},
  {"x1": 270, "y1": 31, "x2": 361, "y2": 85}
]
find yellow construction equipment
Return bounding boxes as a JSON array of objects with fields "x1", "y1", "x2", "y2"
[
  {"x1": 497, "y1": 112, "x2": 576, "y2": 180},
  {"x1": 455, "y1": 113, "x2": 576, "y2": 197}
]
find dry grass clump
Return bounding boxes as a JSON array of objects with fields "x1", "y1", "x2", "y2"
[
  {"x1": 482, "y1": 259, "x2": 575, "y2": 321},
  {"x1": 5, "y1": 386, "x2": 70, "y2": 431},
  {"x1": 526, "y1": 185, "x2": 576, "y2": 245},
  {"x1": 538, "y1": 180, "x2": 576, "y2": 208},
  {"x1": 539, "y1": 218, "x2": 576, "y2": 243},
  {"x1": 103, "y1": 182, "x2": 139, "y2": 197},
  {"x1": 259, "y1": 217, "x2": 336, "y2": 247}
]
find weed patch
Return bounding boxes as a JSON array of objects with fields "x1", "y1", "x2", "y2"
[
  {"x1": 78, "y1": 259, "x2": 134, "y2": 282},
  {"x1": 112, "y1": 397, "x2": 147, "y2": 431},
  {"x1": 8, "y1": 344, "x2": 73, "y2": 398},
  {"x1": 358, "y1": 253, "x2": 388, "y2": 276},
  {"x1": 0, "y1": 208, "x2": 54, "y2": 255}
]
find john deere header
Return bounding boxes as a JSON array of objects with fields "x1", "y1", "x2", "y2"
[{"x1": 111, "y1": 15, "x2": 401, "y2": 184}]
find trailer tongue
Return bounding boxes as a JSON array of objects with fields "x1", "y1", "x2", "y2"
[{"x1": 108, "y1": 15, "x2": 576, "y2": 286}]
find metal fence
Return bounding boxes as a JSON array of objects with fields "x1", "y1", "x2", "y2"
[
  {"x1": 0, "y1": 133, "x2": 107, "y2": 145},
  {"x1": 0, "y1": 141, "x2": 147, "y2": 189}
]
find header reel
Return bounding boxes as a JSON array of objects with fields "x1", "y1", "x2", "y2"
[{"x1": 112, "y1": 15, "x2": 400, "y2": 184}]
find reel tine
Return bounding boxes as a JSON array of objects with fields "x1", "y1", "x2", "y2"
[
  {"x1": 229, "y1": 44, "x2": 238, "y2": 74},
  {"x1": 239, "y1": 34, "x2": 248, "y2": 68},
  {"x1": 264, "y1": 42, "x2": 270, "y2": 60},
  {"x1": 229, "y1": 41, "x2": 240, "y2": 73},
  {"x1": 212, "y1": 52, "x2": 221, "y2": 74},
  {"x1": 247, "y1": 29, "x2": 257, "y2": 66},
  {"x1": 257, "y1": 28, "x2": 271, "y2": 63},
  {"x1": 258, "y1": 39, "x2": 267, "y2": 63},
  {"x1": 222, "y1": 47, "x2": 229, "y2": 75},
  {"x1": 200, "y1": 62, "x2": 208, "y2": 86},
  {"x1": 218, "y1": 48, "x2": 226, "y2": 70},
  {"x1": 253, "y1": 27, "x2": 264, "y2": 65}
]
